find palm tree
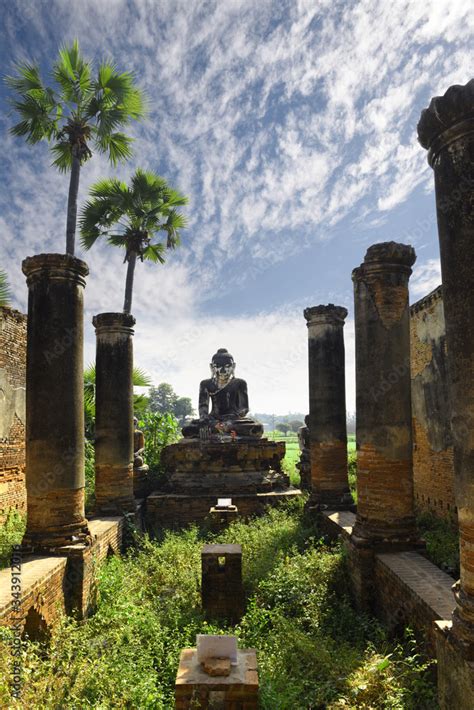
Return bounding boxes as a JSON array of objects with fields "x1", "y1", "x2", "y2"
[
  {"x1": 80, "y1": 169, "x2": 187, "y2": 314},
  {"x1": 5, "y1": 39, "x2": 146, "y2": 256},
  {"x1": 0, "y1": 270, "x2": 11, "y2": 307}
]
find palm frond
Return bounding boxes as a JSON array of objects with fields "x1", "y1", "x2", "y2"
[
  {"x1": 132, "y1": 367, "x2": 152, "y2": 387},
  {"x1": 5, "y1": 62, "x2": 44, "y2": 93},
  {"x1": 79, "y1": 196, "x2": 121, "y2": 249},
  {"x1": 95, "y1": 131, "x2": 133, "y2": 166},
  {"x1": 89, "y1": 177, "x2": 129, "y2": 201},
  {"x1": 10, "y1": 93, "x2": 58, "y2": 143},
  {"x1": 143, "y1": 243, "x2": 166, "y2": 263},
  {"x1": 53, "y1": 40, "x2": 92, "y2": 105},
  {"x1": 51, "y1": 140, "x2": 73, "y2": 172}
]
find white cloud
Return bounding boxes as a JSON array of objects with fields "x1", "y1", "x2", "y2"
[
  {"x1": 410, "y1": 258, "x2": 442, "y2": 299},
  {"x1": 1, "y1": 0, "x2": 469, "y2": 412}
]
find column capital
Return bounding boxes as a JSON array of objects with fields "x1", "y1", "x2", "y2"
[
  {"x1": 304, "y1": 304, "x2": 348, "y2": 327},
  {"x1": 22, "y1": 253, "x2": 89, "y2": 287},
  {"x1": 93, "y1": 312, "x2": 136, "y2": 336},
  {"x1": 352, "y1": 241, "x2": 416, "y2": 281},
  {"x1": 417, "y1": 79, "x2": 474, "y2": 164}
]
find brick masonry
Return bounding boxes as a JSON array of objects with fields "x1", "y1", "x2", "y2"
[
  {"x1": 146, "y1": 489, "x2": 302, "y2": 533},
  {"x1": 322, "y1": 511, "x2": 455, "y2": 654},
  {"x1": 0, "y1": 516, "x2": 123, "y2": 633},
  {"x1": 201, "y1": 543, "x2": 245, "y2": 623},
  {"x1": 410, "y1": 287, "x2": 455, "y2": 520},
  {"x1": 0, "y1": 307, "x2": 27, "y2": 521}
]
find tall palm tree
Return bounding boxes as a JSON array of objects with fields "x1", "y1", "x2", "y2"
[
  {"x1": 0, "y1": 270, "x2": 11, "y2": 307},
  {"x1": 5, "y1": 39, "x2": 146, "y2": 256},
  {"x1": 80, "y1": 169, "x2": 187, "y2": 314}
]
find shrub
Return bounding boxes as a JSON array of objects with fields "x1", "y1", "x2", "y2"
[
  {"x1": 0, "y1": 508, "x2": 26, "y2": 569},
  {"x1": 0, "y1": 502, "x2": 437, "y2": 708},
  {"x1": 138, "y1": 411, "x2": 180, "y2": 481}
]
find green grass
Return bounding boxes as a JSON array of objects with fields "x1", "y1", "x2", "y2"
[{"x1": 0, "y1": 500, "x2": 437, "y2": 709}]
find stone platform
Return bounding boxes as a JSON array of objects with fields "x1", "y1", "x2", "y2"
[
  {"x1": 146, "y1": 437, "x2": 301, "y2": 530},
  {"x1": 161, "y1": 438, "x2": 289, "y2": 493}
]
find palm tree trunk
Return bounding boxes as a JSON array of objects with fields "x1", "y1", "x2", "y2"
[
  {"x1": 123, "y1": 251, "x2": 137, "y2": 314},
  {"x1": 66, "y1": 151, "x2": 81, "y2": 255}
]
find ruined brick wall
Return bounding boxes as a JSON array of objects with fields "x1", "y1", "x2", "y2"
[
  {"x1": 0, "y1": 518, "x2": 124, "y2": 633},
  {"x1": 0, "y1": 307, "x2": 27, "y2": 521},
  {"x1": 410, "y1": 287, "x2": 455, "y2": 520}
]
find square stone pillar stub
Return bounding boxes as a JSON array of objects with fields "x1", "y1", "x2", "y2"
[
  {"x1": 208, "y1": 505, "x2": 239, "y2": 531},
  {"x1": 201, "y1": 544, "x2": 245, "y2": 623},
  {"x1": 175, "y1": 648, "x2": 258, "y2": 710}
]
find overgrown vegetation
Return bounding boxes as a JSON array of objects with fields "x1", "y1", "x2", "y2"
[
  {"x1": 348, "y1": 450, "x2": 357, "y2": 502},
  {"x1": 0, "y1": 501, "x2": 437, "y2": 708},
  {"x1": 417, "y1": 511, "x2": 459, "y2": 578},
  {"x1": 138, "y1": 411, "x2": 180, "y2": 482},
  {"x1": 0, "y1": 509, "x2": 25, "y2": 569}
]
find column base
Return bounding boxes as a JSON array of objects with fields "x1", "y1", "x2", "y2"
[
  {"x1": 95, "y1": 463, "x2": 136, "y2": 515},
  {"x1": 352, "y1": 516, "x2": 420, "y2": 548},
  {"x1": 307, "y1": 489, "x2": 354, "y2": 511},
  {"x1": 22, "y1": 519, "x2": 91, "y2": 554},
  {"x1": 435, "y1": 619, "x2": 474, "y2": 710}
]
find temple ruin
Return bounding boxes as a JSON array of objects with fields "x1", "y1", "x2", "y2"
[{"x1": 0, "y1": 78, "x2": 473, "y2": 708}]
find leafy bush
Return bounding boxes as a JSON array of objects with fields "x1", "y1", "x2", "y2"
[
  {"x1": 417, "y1": 511, "x2": 459, "y2": 577},
  {"x1": 85, "y1": 439, "x2": 95, "y2": 513},
  {"x1": 348, "y1": 450, "x2": 357, "y2": 502},
  {"x1": 0, "y1": 508, "x2": 26, "y2": 569},
  {"x1": 138, "y1": 411, "x2": 180, "y2": 479},
  {"x1": 0, "y1": 503, "x2": 437, "y2": 708}
]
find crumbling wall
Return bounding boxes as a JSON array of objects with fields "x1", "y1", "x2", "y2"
[
  {"x1": 0, "y1": 307, "x2": 27, "y2": 521},
  {"x1": 410, "y1": 287, "x2": 455, "y2": 520}
]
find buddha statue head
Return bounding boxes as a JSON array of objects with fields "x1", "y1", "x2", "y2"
[{"x1": 210, "y1": 348, "x2": 236, "y2": 389}]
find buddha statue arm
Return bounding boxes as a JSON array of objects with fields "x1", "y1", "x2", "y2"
[
  {"x1": 237, "y1": 380, "x2": 249, "y2": 417},
  {"x1": 198, "y1": 381, "x2": 210, "y2": 419}
]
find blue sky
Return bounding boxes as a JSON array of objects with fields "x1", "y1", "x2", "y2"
[{"x1": 0, "y1": 0, "x2": 472, "y2": 415}]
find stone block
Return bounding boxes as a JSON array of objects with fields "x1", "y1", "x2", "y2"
[{"x1": 202, "y1": 544, "x2": 245, "y2": 623}]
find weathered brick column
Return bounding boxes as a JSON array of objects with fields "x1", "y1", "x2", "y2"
[
  {"x1": 352, "y1": 242, "x2": 417, "y2": 544},
  {"x1": 93, "y1": 312, "x2": 135, "y2": 514},
  {"x1": 304, "y1": 305, "x2": 352, "y2": 507},
  {"x1": 22, "y1": 254, "x2": 89, "y2": 549},
  {"x1": 418, "y1": 80, "x2": 474, "y2": 703}
]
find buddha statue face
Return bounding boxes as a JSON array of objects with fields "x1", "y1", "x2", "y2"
[{"x1": 210, "y1": 349, "x2": 235, "y2": 388}]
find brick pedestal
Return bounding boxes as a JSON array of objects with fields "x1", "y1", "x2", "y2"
[
  {"x1": 201, "y1": 544, "x2": 245, "y2": 623},
  {"x1": 175, "y1": 648, "x2": 258, "y2": 709},
  {"x1": 93, "y1": 313, "x2": 135, "y2": 515},
  {"x1": 22, "y1": 254, "x2": 89, "y2": 550}
]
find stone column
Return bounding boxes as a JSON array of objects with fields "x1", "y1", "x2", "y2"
[
  {"x1": 418, "y1": 80, "x2": 474, "y2": 661},
  {"x1": 304, "y1": 305, "x2": 352, "y2": 507},
  {"x1": 352, "y1": 242, "x2": 417, "y2": 544},
  {"x1": 22, "y1": 254, "x2": 89, "y2": 549},
  {"x1": 93, "y1": 312, "x2": 135, "y2": 514}
]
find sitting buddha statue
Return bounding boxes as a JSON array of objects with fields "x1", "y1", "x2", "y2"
[{"x1": 182, "y1": 348, "x2": 264, "y2": 439}]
